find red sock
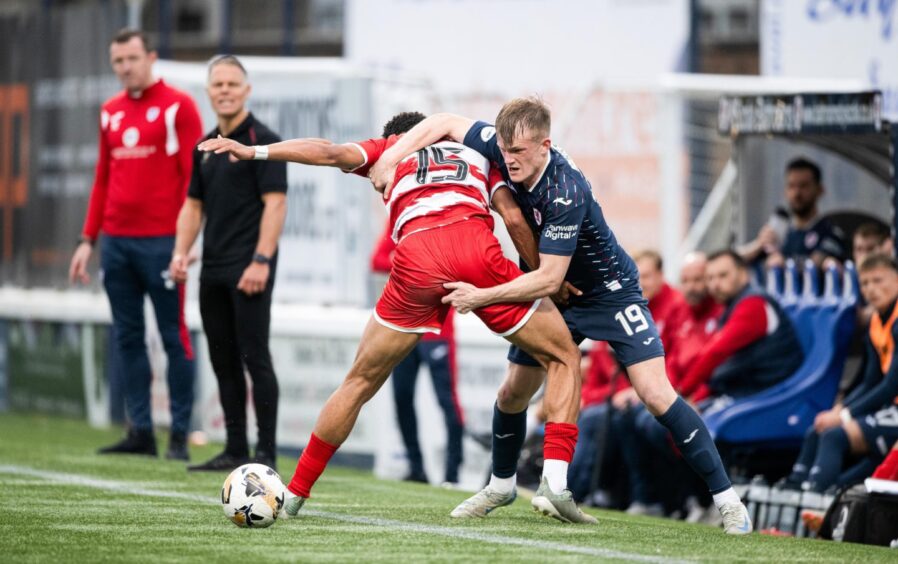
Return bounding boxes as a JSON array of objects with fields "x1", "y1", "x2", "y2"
[
  {"x1": 543, "y1": 421, "x2": 578, "y2": 463},
  {"x1": 873, "y1": 449, "x2": 898, "y2": 480},
  {"x1": 287, "y1": 433, "x2": 338, "y2": 498}
]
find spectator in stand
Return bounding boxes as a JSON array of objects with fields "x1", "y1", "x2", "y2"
[
  {"x1": 371, "y1": 207, "x2": 464, "y2": 485},
  {"x1": 740, "y1": 158, "x2": 847, "y2": 269},
  {"x1": 786, "y1": 254, "x2": 898, "y2": 493},
  {"x1": 677, "y1": 250, "x2": 804, "y2": 403},
  {"x1": 666, "y1": 252, "x2": 723, "y2": 385},
  {"x1": 852, "y1": 222, "x2": 893, "y2": 266},
  {"x1": 68, "y1": 29, "x2": 202, "y2": 460},
  {"x1": 569, "y1": 250, "x2": 689, "y2": 512}
]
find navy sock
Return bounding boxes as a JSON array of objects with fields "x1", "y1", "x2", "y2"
[
  {"x1": 808, "y1": 427, "x2": 849, "y2": 493},
  {"x1": 656, "y1": 396, "x2": 731, "y2": 494},
  {"x1": 787, "y1": 428, "x2": 819, "y2": 484},
  {"x1": 492, "y1": 403, "x2": 527, "y2": 478}
]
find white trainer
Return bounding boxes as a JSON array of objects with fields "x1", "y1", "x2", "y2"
[
  {"x1": 720, "y1": 501, "x2": 753, "y2": 535},
  {"x1": 450, "y1": 486, "x2": 517, "y2": 518}
]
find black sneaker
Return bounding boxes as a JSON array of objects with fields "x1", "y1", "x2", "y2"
[
  {"x1": 98, "y1": 429, "x2": 157, "y2": 456},
  {"x1": 251, "y1": 450, "x2": 277, "y2": 472},
  {"x1": 187, "y1": 451, "x2": 248, "y2": 472},
  {"x1": 403, "y1": 470, "x2": 429, "y2": 484},
  {"x1": 165, "y1": 432, "x2": 189, "y2": 462}
]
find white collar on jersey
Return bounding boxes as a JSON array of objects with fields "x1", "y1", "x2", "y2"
[{"x1": 525, "y1": 152, "x2": 552, "y2": 192}]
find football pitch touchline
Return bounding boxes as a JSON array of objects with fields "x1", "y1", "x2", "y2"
[{"x1": 0, "y1": 464, "x2": 690, "y2": 563}]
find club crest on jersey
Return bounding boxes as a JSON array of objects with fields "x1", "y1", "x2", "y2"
[
  {"x1": 533, "y1": 208, "x2": 543, "y2": 226},
  {"x1": 146, "y1": 106, "x2": 160, "y2": 122},
  {"x1": 804, "y1": 231, "x2": 819, "y2": 249},
  {"x1": 122, "y1": 127, "x2": 140, "y2": 148}
]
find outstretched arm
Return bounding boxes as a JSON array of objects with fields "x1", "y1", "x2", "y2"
[
  {"x1": 369, "y1": 113, "x2": 475, "y2": 195},
  {"x1": 197, "y1": 136, "x2": 364, "y2": 170}
]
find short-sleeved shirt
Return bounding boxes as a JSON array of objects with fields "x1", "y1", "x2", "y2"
[
  {"x1": 780, "y1": 216, "x2": 847, "y2": 262},
  {"x1": 462, "y1": 121, "x2": 640, "y2": 303},
  {"x1": 188, "y1": 113, "x2": 287, "y2": 283},
  {"x1": 347, "y1": 135, "x2": 507, "y2": 242}
]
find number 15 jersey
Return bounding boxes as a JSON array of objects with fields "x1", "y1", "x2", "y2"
[{"x1": 346, "y1": 135, "x2": 507, "y2": 242}]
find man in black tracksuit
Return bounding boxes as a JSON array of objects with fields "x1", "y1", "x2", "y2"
[{"x1": 170, "y1": 55, "x2": 287, "y2": 471}]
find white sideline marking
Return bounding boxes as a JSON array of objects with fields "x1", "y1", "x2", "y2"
[{"x1": 0, "y1": 464, "x2": 688, "y2": 563}]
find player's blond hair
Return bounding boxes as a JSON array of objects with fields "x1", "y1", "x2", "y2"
[{"x1": 495, "y1": 96, "x2": 551, "y2": 144}]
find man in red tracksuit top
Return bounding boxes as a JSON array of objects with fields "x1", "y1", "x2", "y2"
[
  {"x1": 371, "y1": 225, "x2": 464, "y2": 485},
  {"x1": 677, "y1": 250, "x2": 803, "y2": 403},
  {"x1": 68, "y1": 29, "x2": 203, "y2": 460}
]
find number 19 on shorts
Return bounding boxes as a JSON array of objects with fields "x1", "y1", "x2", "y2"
[{"x1": 614, "y1": 305, "x2": 649, "y2": 336}]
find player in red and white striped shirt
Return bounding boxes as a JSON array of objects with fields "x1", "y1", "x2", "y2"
[{"x1": 200, "y1": 111, "x2": 595, "y2": 524}]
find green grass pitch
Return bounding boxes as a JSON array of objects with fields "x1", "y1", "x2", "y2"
[{"x1": 0, "y1": 412, "x2": 894, "y2": 562}]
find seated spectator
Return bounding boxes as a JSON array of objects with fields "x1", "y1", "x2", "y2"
[
  {"x1": 677, "y1": 249, "x2": 805, "y2": 402},
  {"x1": 832, "y1": 222, "x2": 894, "y2": 401},
  {"x1": 740, "y1": 157, "x2": 847, "y2": 270},
  {"x1": 567, "y1": 249, "x2": 689, "y2": 505},
  {"x1": 786, "y1": 254, "x2": 898, "y2": 493},
  {"x1": 665, "y1": 252, "x2": 724, "y2": 385},
  {"x1": 852, "y1": 222, "x2": 893, "y2": 266}
]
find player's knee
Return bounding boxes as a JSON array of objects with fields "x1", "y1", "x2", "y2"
[
  {"x1": 496, "y1": 382, "x2": 530, "y2": 412},
  {"x1": 641, "y1": 387, "x2": 676, "y2": 416}
]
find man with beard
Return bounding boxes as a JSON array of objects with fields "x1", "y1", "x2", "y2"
[{"x1": 741, "y1": 158, "x2": 846, "y2": 269}]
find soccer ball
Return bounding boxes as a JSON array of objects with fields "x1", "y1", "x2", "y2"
[{"x1": 221, "y1": 463, "x2": 286, "y2": 528}]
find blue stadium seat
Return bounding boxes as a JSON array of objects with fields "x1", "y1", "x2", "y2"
[
  {"x1": 765, "y1": 265, "x2": 784, "y2": 300},
  {"x1": 702, "y1": 262, "x2": 857, "y2": 446}
]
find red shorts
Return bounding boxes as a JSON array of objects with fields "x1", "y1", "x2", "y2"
[{"x1": 374, "y1": 219, "x2": 540, "y2": 336}]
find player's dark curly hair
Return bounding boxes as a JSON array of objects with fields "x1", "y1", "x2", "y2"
[{"x1": 382, "y1": 111, "x2": 427, "y2": 138}]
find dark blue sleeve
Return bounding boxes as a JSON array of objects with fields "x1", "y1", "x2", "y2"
[
  {"x1": 538, "y1": 197, "x2": 586, "y2": 256},
  {"x1": 462, "y1": 121, "x2": 504, "y2": 166},
  {"x1": 846, "y1": 328, "x2": 898, "y2": 417}
]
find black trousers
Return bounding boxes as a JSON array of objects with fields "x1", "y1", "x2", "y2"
[{"x1": 199, "y1": 275, "x2": 278, "y2": 456}]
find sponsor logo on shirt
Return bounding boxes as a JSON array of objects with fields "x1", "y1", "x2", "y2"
[
  {"x1": 553, "y1": 197, "x2": 573, "y2": 206},
  {"x1": 146, "y1": 106, "x2": 160, "y2": 122},
  {"x1": 544, "y1": 224, "x2": 579, "y2": 241},
  {"x1": 480, "y1": 126, "x2": 496, "y2": 142}
]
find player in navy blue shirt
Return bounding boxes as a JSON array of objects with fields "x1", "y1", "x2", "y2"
[{"x1": 371, "y1": 97, "x2": 752, "y2": 533}]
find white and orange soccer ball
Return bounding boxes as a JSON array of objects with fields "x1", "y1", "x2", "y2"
[{"x1": 221, "y1": 463, "x2": 286, "y2": 528}]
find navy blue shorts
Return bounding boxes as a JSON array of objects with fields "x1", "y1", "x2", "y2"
[
  {"x1": 508, "y1": 290, "x2": 665, "y2": 368},
  {"x1": 857, "y1": 406, "x2": 898, "y2": 458}
]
